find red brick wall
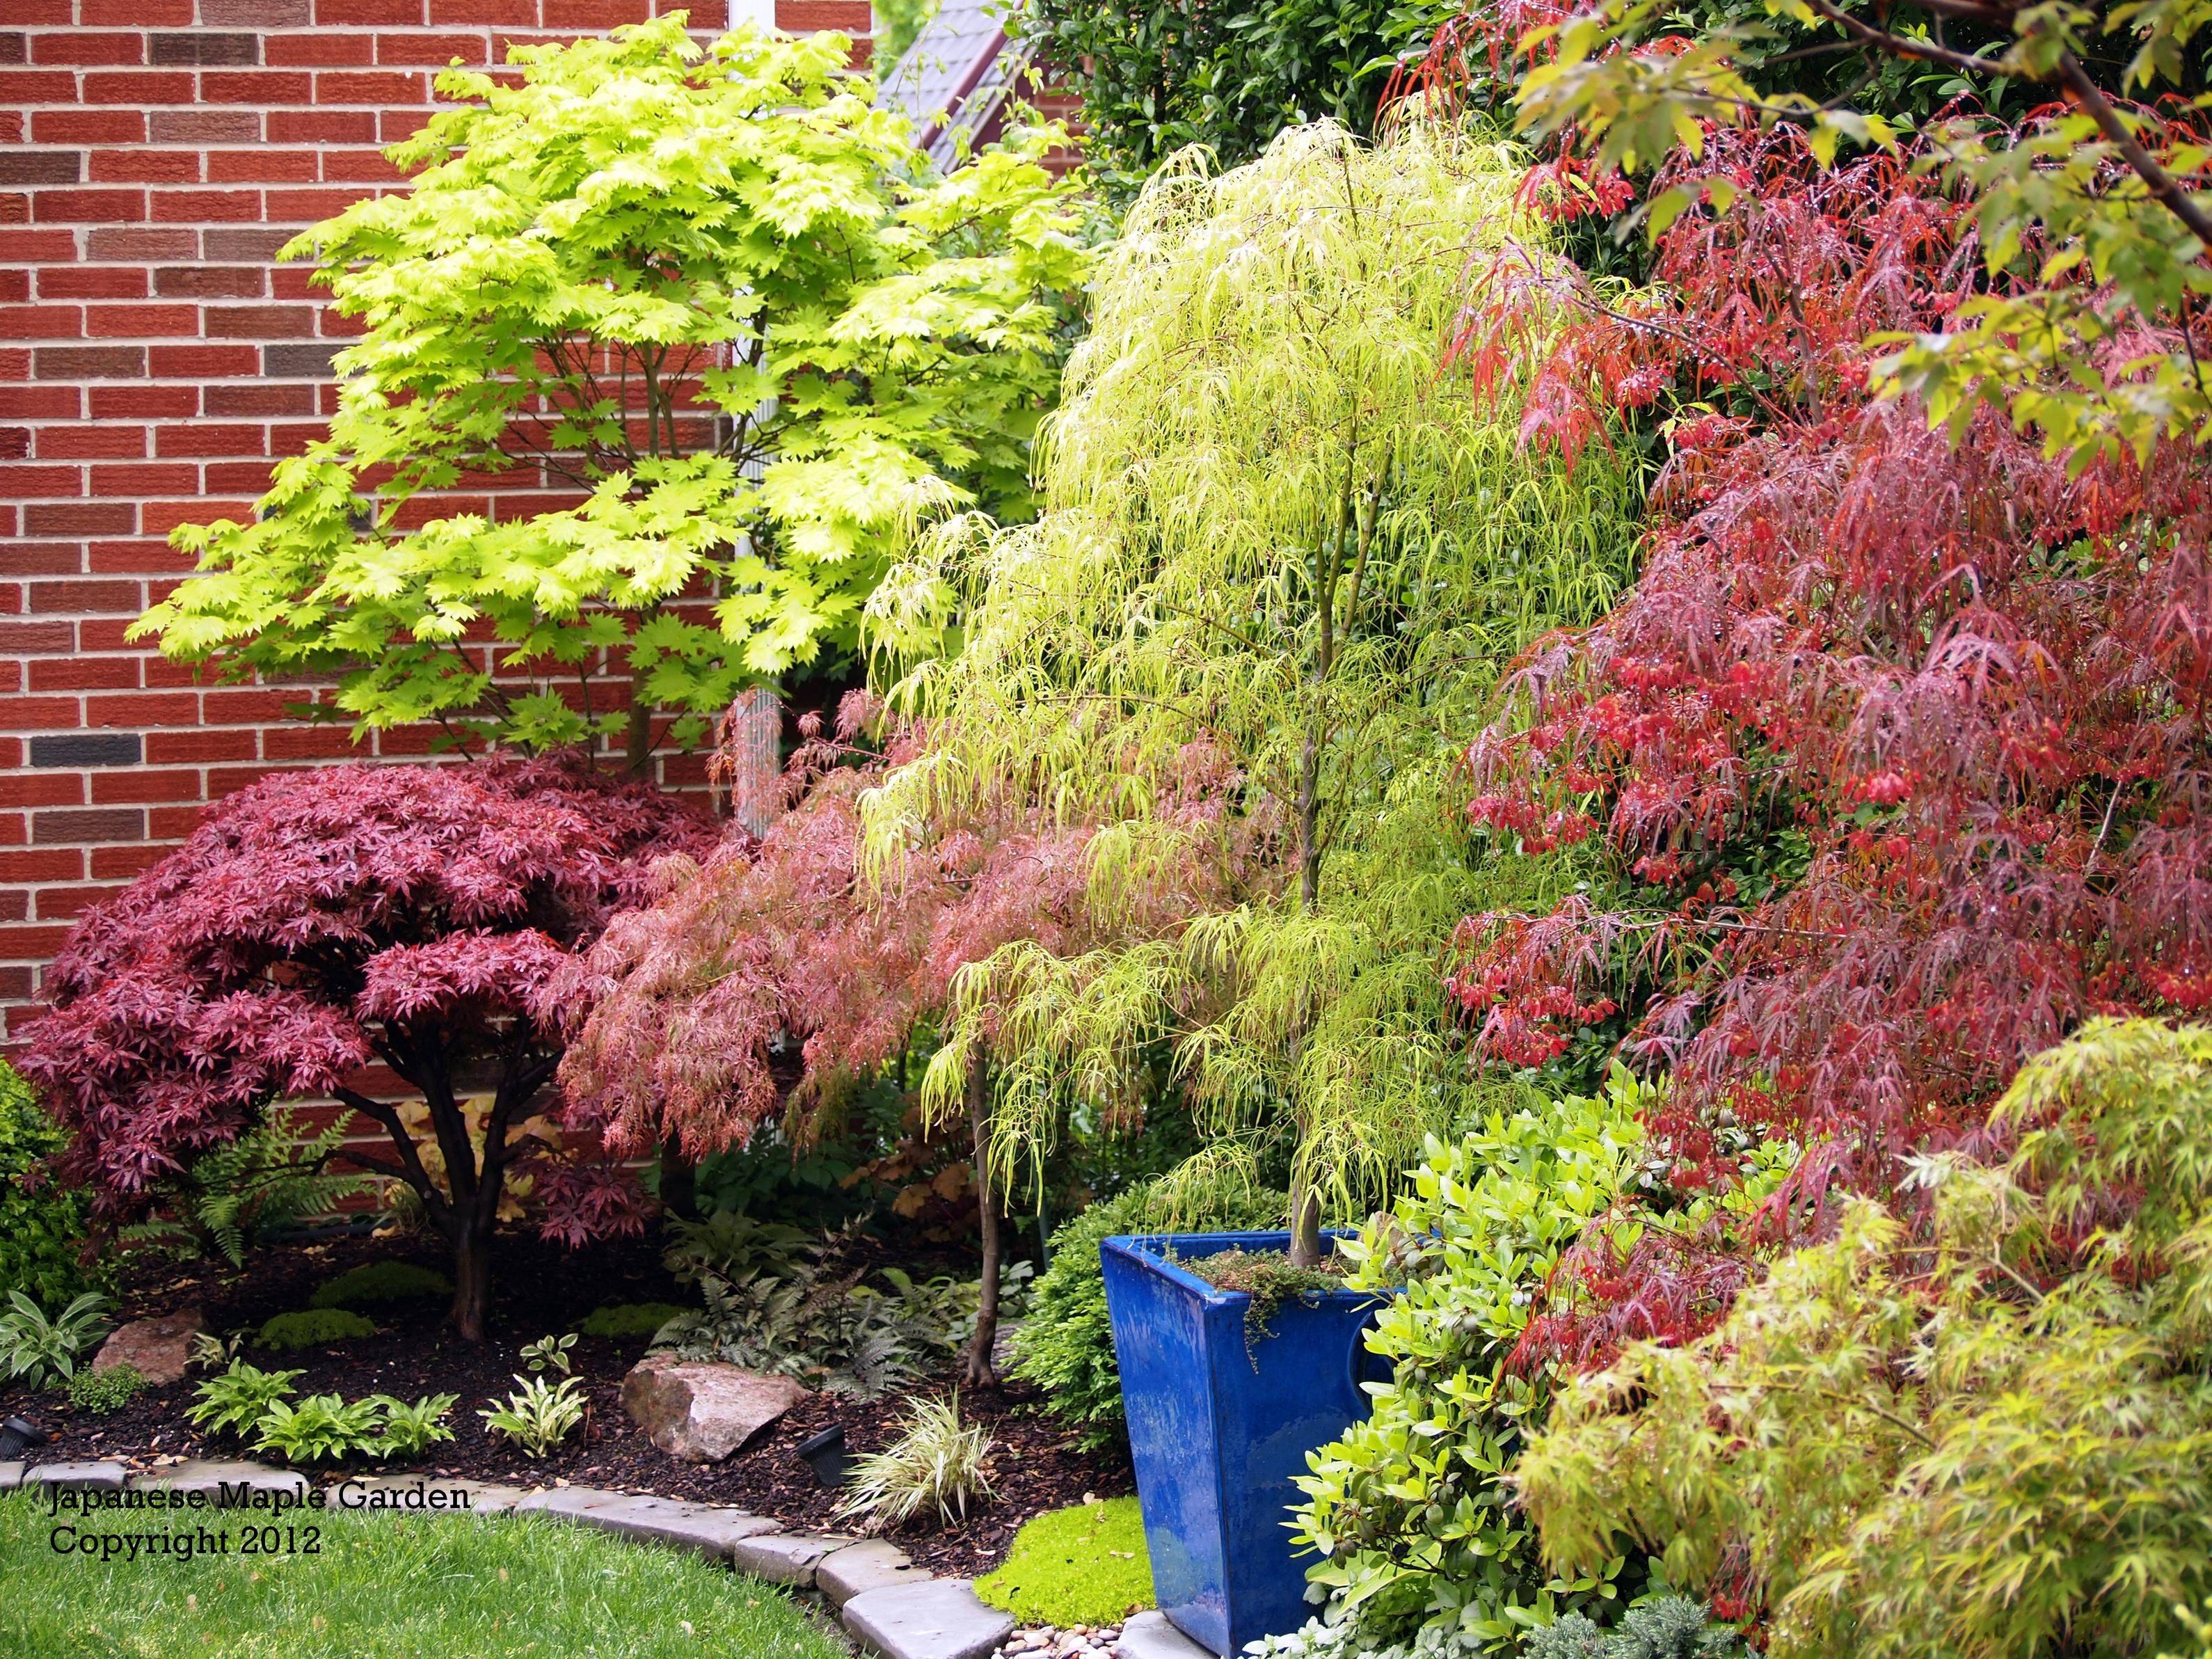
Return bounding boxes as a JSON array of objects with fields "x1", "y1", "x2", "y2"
[{"x1": 0, "y1": 0, "x2": 875, "y2": 1043}]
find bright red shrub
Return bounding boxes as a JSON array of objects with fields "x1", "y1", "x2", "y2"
[{"x1": 19, "y1": 759, "x2": 715, "y2": 1339}]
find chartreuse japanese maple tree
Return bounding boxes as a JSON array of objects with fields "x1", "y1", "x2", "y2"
[
  {"x1": 862, "y1": 122, "x2": 1637, "y2": 1266},
  {"x1": 136, "y1": 14, "x2": 1089, "y2": 768},
  {"x1": 1515, "y1": 1018, "x2": 2212, "y2": 1659},
  {"x1": 19, "y1": 762, "x2": 715, "y2": 1341}
]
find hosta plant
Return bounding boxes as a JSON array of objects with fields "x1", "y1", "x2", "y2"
[
  {"x1": 479, "y1": 1374, "x2": 589, "y2": 1459},
  {"x1": 254, "y1": 1394, "x2": 388, "y2": 1466},
  {"x1": 186, "y1": 1360, "x2": 303, "y2": 1440},
  {"x1": 370, "y1": 1394, "x2": 459, "y2": 1459},
  {"x1": 0, "y1": 1291, "x2": 111, "y2": 1388}
]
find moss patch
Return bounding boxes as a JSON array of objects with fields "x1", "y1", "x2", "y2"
[
  {"x1": 310, "y1": 1261, "x2": 452, "y2": 1309},
  {"x1": 579, "y1": 1302, "x2": 687, "y2": 1340},
  {"x1": 975, "y1": 1497, "x2": 1155, "y2": 1627},
  {"x1": 256, "y1": 1308, "x2": 377, "y2": 1351}
]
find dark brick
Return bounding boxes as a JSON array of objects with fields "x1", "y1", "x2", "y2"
[
  {"x1": 153, "y1": 265, "x2": 264, "y2": 298},
  {"x1": 263, "y1": 342, "x2": 338, "y2": 378},
  {"x1": 28, "y1": 731, "x2": 142, "y2": 768},
  {"x1": 201, "y1": 227, "x2": 294, "y2": 262},
  {"x1": 149, "y1": 33, "x2": 261, "y2": 65},
  {"x1": 32, "y1": 807, "x2": 144, "y2": 844},
  {"x1": 33, "y1": 345, "x2": 143, "y2": 379},
  {"x1": 149, "y1": 110, "x2": 260, "y2": 143},
  {"x1": 0, "y1": 152, "x2": 83, "y2": 186},
  {"x1": 200, "y1": 0, "x2": 312, "y2": 21}
]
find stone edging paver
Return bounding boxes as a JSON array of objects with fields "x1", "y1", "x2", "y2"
[{"x1": 3, "y1": 1456, "x2": 1055, "y2": 1659}]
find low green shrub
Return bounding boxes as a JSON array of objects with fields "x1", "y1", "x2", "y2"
[
  {"x1": 309, "y1": 1261, "x2": 452, "y2": 1310},
  {"x1": 66, "y1": 1363, "x2": 145, "y2": 1416},
  {"x1": 1293, "y1": 1077, "x2": 1655, "y2": 1649},
  {"x1": 0, "y1": 1061, "x2": 103, "y2": 1308},
  {"x1": 186, "y1": 1360, "x2": 303, "y2": 1438},
  {"x1": 1527, "y1": 1601, "x2": 1749, "y2": 1659},
  {"x1": 578, "y1": 1301, "x2": 687, "y2": 1340},
  {"x1": 975, "y1": 1497, "x2": 1155, "y2": 1626},
  {"x1": 255, "y1": 1308, "x2": 376, "y2": 1351},
  {"x1": 1010, "y1": 1180, "x2": 1285, "y2": 1449}
]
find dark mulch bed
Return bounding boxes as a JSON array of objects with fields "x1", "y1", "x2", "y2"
[{"x1": 1, "y1": 1229, "x2": 1131, "y2": 1578}]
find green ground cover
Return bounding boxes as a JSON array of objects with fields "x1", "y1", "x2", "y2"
[
  {"x1": 3, "y1": 1493, "x2": 846, "y2": 1658},
  {"x1": 976, "y1": 1497, "x2": 1155, "y2": 1627}
]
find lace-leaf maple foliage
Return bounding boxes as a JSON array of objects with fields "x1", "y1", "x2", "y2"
[
  {"x1": 18, "y1": 761, "x2": 715, "y2": 1340},
  {"x1": 1514, "y1": 1019, "x2": 2212, "y2": 1659},
  {"x1": 1443, "y1": 131, "x2": 2212, "y2": 1364},
  {"x1": 861, "y1": 122, "x2": 1639, "y2": 1265},
  {"x1": 545, "y1": 694, "x2": 1255, "y2": 1382}
]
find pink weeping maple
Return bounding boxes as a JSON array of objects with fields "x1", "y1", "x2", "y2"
[
  {"x1": 1438, "y1": 133, "x2": 2212, "y2": 1364},
  {"x1": 19, "y1": 757, "x2": 715, "y2": 1340},
  {"x1": 548, "y1": 694, "x2": 1258, "y2": 1381}
]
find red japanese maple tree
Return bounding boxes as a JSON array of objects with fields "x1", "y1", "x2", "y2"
[
  {"x1": 19, "y1": 759, "x2": 716, "y2": 1339},
  {"x1": 1439, "y1": 132, "x2": 2212, "y2": 1363}
]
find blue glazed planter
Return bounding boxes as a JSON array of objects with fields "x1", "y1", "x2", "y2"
[{"x1": 1101, "y1": 1230, "x2": 1390, "y2": 1658}]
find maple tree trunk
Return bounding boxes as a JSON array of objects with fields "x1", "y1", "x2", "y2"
[
  {"x1": 659, "y1": 1136, "x2": 697, "y2": 1221},
  {"x1": 964, "y1": 1049, "x2": 1002, "y2": 1389},
  {"x1": 448, "y1": 1219, "x2": 493, "y2": 1343},
  {"x1": 1287, "y1": 1182, "x2": 1323, "y2": 1269},
  {"x1": 626, "y1": 697, "x2": 653, "y2": 777}
]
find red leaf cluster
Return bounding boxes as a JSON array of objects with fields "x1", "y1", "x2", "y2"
[
  {"x1": 1447, "y1": 134, "x2": 2212, "y2": 1338},
  {"x1": 550, "y1": 695, "x2": 1260, "y2": 1163},
  {"x1": 19, "y1": 757, "x2": 715, "y2": 1249}
]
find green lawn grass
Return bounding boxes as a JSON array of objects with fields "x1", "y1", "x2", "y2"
[
  {"x1": 3, "y1": 1492, "x2": 849, "y2": 1658},
  {"x1": 975, "y1": 1496, "x2": 1154, "y2": 1627}
]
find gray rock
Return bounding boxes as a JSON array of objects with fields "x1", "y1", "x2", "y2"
[
  {"x1": 818, "y1": 1539, "x2": 933, "y2": 1608},
  {"x1": 91, "y1": 1308, "x2": 203, "y2": 1387},
  {"x1": 129, "y1": 1460, "x2": 307, "y2": 1501},
  {"x1": 620, "y1": 1353, "x2": 809, "y2": 1462},
  {"x1": 516, "y1": 1488, "x2": 777, "y2": 1557},
  {"x1": 0, "y1": 1461, "x2": 22, "y2": 1492},
  {"x1": 841, "y1": 1578, "x2": 1015, "y2": 1659},
  {"x1": 29, "y1": 1460, "x2": 127, "y2": 1491},
  {"x1": 1115, "y1": 1612, "x2": 1216, "y2": 1659},
  {"x1": 513, "y1": 1484, "x2": 631, "y2": 1520},
  {"x1": 730, "y1": 1530, "x2": 851, "y2": 1587}
]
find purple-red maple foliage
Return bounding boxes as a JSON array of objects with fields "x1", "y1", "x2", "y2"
[
  {"x1": 19, "y1": 759, "x2": 715, "y2": 1339},
  {"x1": 1441, "y1": 132, "x2": 2212, "y2": 1367}
]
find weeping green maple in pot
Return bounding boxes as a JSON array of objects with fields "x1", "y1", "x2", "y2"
[
  {"x1": 864, "y1": 121, "x2": 1639, "y2": 1264},
  {"x1": 137, "y1": 14, "x2": 1090, "y2": 767}
]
